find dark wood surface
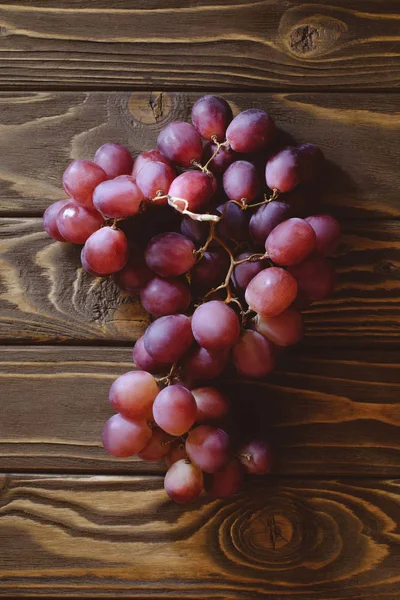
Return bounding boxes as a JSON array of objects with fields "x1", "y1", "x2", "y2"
[{"x1": 0, "y1": 1, "x2": 399, "y2": 597}]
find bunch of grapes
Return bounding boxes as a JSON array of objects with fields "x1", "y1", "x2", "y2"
[{"x1": 43, "y1": 95, "x2": 341, "y2": 504}]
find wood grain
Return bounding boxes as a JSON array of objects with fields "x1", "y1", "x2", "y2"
[
  {"x1": 0, "y1": 1, "x2": 398, "y2": 91},
  {"x1": 0, "y1": 345, "x2": 398, "y2": 475},
  {"x1": 1, "y1": 218, "x2": 399, "y2": 345},
  {"x1": 0, "y1": 91, "x2": 399, "y2": 219},
  {"x1": 0, "y1": 474, "x2": 399, "y2": 598}
]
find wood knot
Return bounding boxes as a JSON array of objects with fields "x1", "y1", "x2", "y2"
[
  {"x1": 280, "y1": 11, "x2": 348, "y2": 58},
  {"x1": 128, "y1": 92, "x2": 172, "y2": 126}
]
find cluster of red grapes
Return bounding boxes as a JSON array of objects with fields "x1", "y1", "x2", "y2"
[{"x1": 43, "y1": 95, "x2": 341, "y2": 504}]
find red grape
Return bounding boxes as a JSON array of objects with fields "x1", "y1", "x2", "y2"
[
  {"x1": 43, "y1": 199, "x2": 70, "y2": 241},
  {"x1": 114, "y1": 254, "x2": 153, "y2": 292},
  {"x1": 132, "y1": 149, "x2": 172, "y2": 178},
  {"x1": 223, "y1": 160, "x2": 260, "y2": 204},
  {"x1": 164, "y1": 459, "x2": 203, "y2": 504},
  {"x1": 144, "y1": 232, "x2": 196, "y2": 277},
  {"x1": 94, "y1": 143, "x2": 133, "y2": 179},
  {"x1": 80, "y1": 246, "x2": 101, "y2": 275},
  {"x1": 232, "y1": 252, "x2": 267, "y2": 291},
  {"x1": 206, "y1": 458, "x2": 244, "y2": 498},
  {"x1": 288, "y1": 255, "x2": 337, "y2": 302},
  {"x1": 63, "y1": 159, "x2": 107, "y2": 208},
  {"x1": 165, "y1": 442, "x2": 188, "y2": 467},
  {"x1": 183, "y1": 346, "x2": 229, "y2": 381},
  {"x1": 144, "y1": 314, "x2": 194, "y2": 363},
  {"x1": 138, "y1": 427, "x2": 174, "y2": 462},
  {"x1": 232, "y1": 330, "x2": 275, "y2": 378},
  {"x1": 191, "y1": 95, "x2": 233, "y2": 141},
  {"x1": 140, "y1": 276, "x2": 191, "y2": 317},
  {"x1": 109, "y1": 370, "x2": 159, "y2": 421},
  {"x1": 217, "y1": 202, "x2": 250, "y2": 243},
  {"x1": 168, "y1": 171, "x2": 215, "y2": 213},
  {"x1": 192, "y1": 386, "x2": 230, "y2": 424},
  {"x1": 186, "y1": 425, "x2": 230, "y2": 473},
  {"x1": 226, "y1": 109, "x2": 275, "y2": 153},
  {"x1": 306, "y1": 214, "x2": 341, "y2": 256},
  {"x1": 298, "y1": 143, "x2": 324, "y2": 182},
  {"x1": 245, "y1": 267, "x2": 298, "y2": 317},
  {"x1": 202, "y1": 142, "x2": 236, "y2": 173},
  {"x1": 256, "y1": 306, "x2": 304, "y2": 346},
  {"x1": 157, "y1": 122, "x2": 203, "y2": 168},
  {"x1": 191, "y1": 248, "x2": 230, "y2": 293},
  {"x1": 136, "y1": 161, "x2": 176, "y2": 203},
  {"x1": 93, "y1": 175, "x2": 143, "y2": 218},
  {"x1": 153, "y1": 384, "x2": 197, "y2": 436},
  {"x1": 83, "y1": 226, "x2": 129, "y2": 275},
  {"x1": 265, "y1": 147, "x2": 302, "y2": 193},
  {"x1": 180, "y1": 215, "x2": 209, "y2": 245},
  {"x1": 57, "y1": 201, "x2": 103, "y2": 244},
  {"x1": 133, "y1": 335, "x2": 170, "y2": 374},
  {"x1": 249, "y1": 201, "x2": 291, "y2": 247},
  {"x1": 265, "y1": 218, "x2": 316, "y2": 266},
  {"x1": 102, "y1": 414, "x2": 151, "y2": 457},
  {"x1": 191, "y1": 300, "x2": 240, "y2": 351},
  {"x1": 238, "y1": 440, "x2": 272, "y2": 474}
]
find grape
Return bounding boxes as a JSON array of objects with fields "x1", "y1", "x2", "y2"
[
  {"x1": 265, "y1": 147, "x2": 302, "y2": 193},
  {"x1": 205, "y1": 458, "x2": 244, "y2": 498},
  {"x1": 265, "y1": 218, "x2": 316, "y2": 266},
  {"x1": 186, "y1": 425, "x2": 230, "y2": 473},
  {"x1": 138, "y1": 427, "x2": 174, "y2": 462},
  {"x1": 57, "y1": 201, "x2": 103, "y2": 244},
  {"x1": 226, "y1": 109, "x2": 275, "y2": 153},
  {"x1": 93, "y1": 175, "x2": 143, "y2": 218},
  {"x1": 245, "y1": 267, "x2": 298, "y2": 317},
  {"x1": 133, "y1": 335, "x2": 170, "y2": 374},
  {"x1": 62, "y1": 159, "x2": 107, "y2": 208},
  {"x1": 94, "y1": 143, "x2": 133, "y2": 179},
  {"x1": 157, "y1": 122, "x2": 203, "y2": 168},
  {"x1": 191, "y1": 300, "x2": 240, "y2": 351},
  {"x1": 81, "y1": 247, "x2": 101, "y2": 275},
  {"x1": 249, "y1": 201, "x2": 291, "y2": 247},
  {"x1": 238, "y1": 440, "x2": 272, "y2": 474},
  {"x1": 298, "y1": 143, "x2": 324, "y2": 182},
  {"x1": 136, "y1": 161, "x2": 176, "y2": 203},
  {"x1": 132, "y1": 149, "x2": 173, "y2": 179},
  {"x1": 43, "y1": 199, "x2": 70, "y2": 241},
  {"x1": 191, "y1": 95, "x2": 233, "y2": 141},
  {"x1": 306, "y1": 215, "x2": 341, "y2": 256},
  {"x1": 83, "y1": 226, "x2": 129, "y2": 275},
  {"x1": 144, "y1": 232, "x2": 196, "y2": 277},
  {"x1": 232, "y1": 252, "x2": 267, "y2": 292},
  {"x1": 165, "y1": 441, "x2": 188, "y2": 467},
  {"x1": 217, "y1": 202, "x2": 250, "y2": 243},
  {"x1": 183, "y1": 346, "x2": 229, "y2": 380},
  {"x1": 223, "y1": 160, "x2": 260, "y2": 204},
  {"x1": 192, "y1": 386, "x2": 230, "y2": 424},
  {"x1": 140, "y1": 276, "x2": 191, "y2": 317},
  {"x1": 153, "y1": 384, "x2": 197, "y2": 436},
  {"x1": 180, "y1": 215, "x2": 209, "y2": 245},
  {"x1": 109, "y1": 370, "x2": 159, "y2": 421},
  {"x1": 256, "y1": 306, "x2": 304, "y2": 346},
  {"x1": 288, "y1": 255, "x2": 337, "y2": 303},
  {"x1": 232, "y1": 330, "x2": 275, "y2": 378},
  {"x1": 168, "y1": 171, "x2": 215, "y2": 213},
  {"x1": 114, "y1": 254, "x2": 153, "y2": 292},
  {"x1": 164, "y1": 459, "x2": 203, "y2": 504},
  {"x1": 102, "y1": 414, "x2": 151, "y2": 457},
  {"x1": 191, "y1": 248, "x2": 230, "y2": 293},
  {"x1": 144, "y1": 314, "x2": 194, "y2": 363},
  {"x1": 202, "y1": 142, "x2": 236, "y2": 174}
]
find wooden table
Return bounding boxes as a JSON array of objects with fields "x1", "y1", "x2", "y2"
[{"x1": 0, "y1": 1, "x2": 399, "y2": 597}]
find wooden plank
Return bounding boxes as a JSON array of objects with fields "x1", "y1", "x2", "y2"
[
  {"x1": 0, "y1": 474, "x2": 398, "y2": 598},
  {"x1": 0, "y1": 1, "x2": 398, "y2": 91},
  {"x1": 0, "y1": 346, "x2": 398, "y2": 475},
  {"x1": 1, "y1": 218, "x2": 399, "y2": 345},
  {"x1": 0, "y1": 91, "x2": 399, "y2": 219}
]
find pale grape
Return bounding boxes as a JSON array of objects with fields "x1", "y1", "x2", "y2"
[
  {"x1": 226, "y1": 109, "x2": 275, "y2": 153},
  {"x1": 191, "y1": 95, "x2": 233, "y2": 141},
  {"x1": 191, "y1": 300, "x2": 240, "y2": 351},
  {"x1": 306, "y1": 214, "x2": 341, "y2": 256},
  {"x1": 249, "y1": 201, "x2": 291, "y2": 247},
  {"x1": 144, "y1": 314, "x2": 194, "y2": 363},
  {"x1": 94, "y1": 142, "x2": 133, "y2": 179},
  {"x1": 265, "y1": 147, "x2": 302, "y2": 193},
  {"x1": 186, "y1": 425, "x2": 230, "y2": 473},
  {"x1": 109, "y1": 370, "x2": 159, "y2": 421},
  {"x1": 132, "y1": 149, "x2": 172, "y2": 178},
  {"x1": 168, "y1": 171, "x2": 215, "y2": 213},
  {"x1": 192, "y1": 386, "x2": 230, "y2": 424},
  {"x1": 102, "y1": 414, "x2": 151, "y2": 457},
  {"x1": 93, "y1": 175, "x2": 143, "y2": 218},
  {"x1": 256, "y1": 306, "x2": 304, "y2": 346},
  {"x1": 57, "y1": 201, "x2": 103, "y2": 244},
  {"x1": 83, "y1": 226, "x2": 129, "y2": 275},
  {"x1": 183, "y1": 346, "x2": 229, "y2": 381},
  {"x1": 42, "y1": 199, "x2": 70, "y2": 241},
  {"x1": 138, "y1": 427, "x2": 174, "y2": 462},
  {"x1": 232, "y1": 330, "x2": 275, "y2": 378},
  {"x1": 164, "y1": 459, "x2": 203, "y2": 504},
  {"x1": 157, "y1": 122, "x2": 203, "y2": 168},
  {"x1": 153, "y1": 384, "x2": 197, "y2": 436},
  {"x1": 223, "y1": 160, "x2": 260, "y2": 204},
  {"x1": 63, "y1": 159, "x2": 107, "y2": 208},
  {"x1": 265, "y1": 218, "x2": 316, "y2": 266},
  {"x1": 245, "y1": 267, "x2": 298, "y2": 317},
  {"x1": 144, "y1": 232, "x2": 196, "y2": 277},
  {"x1": 132, "y1": 336, "x2": 170, "y2": 374},
  {"x1": 140, "y1": 276, "x2": 191, "y2": 317},
  {"x1": 136, "y1": 161, "x2": 176, "y2": 203}
]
